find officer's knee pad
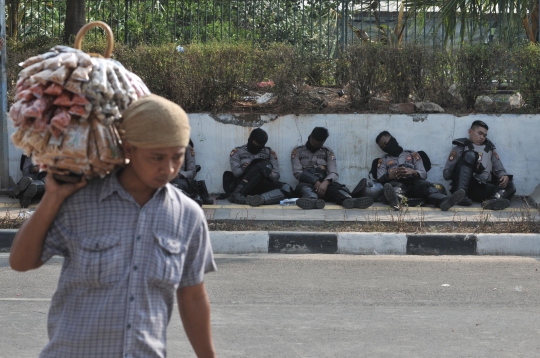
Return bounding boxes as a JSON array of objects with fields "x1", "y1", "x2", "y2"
[
  {"x1": 280, "y1": 183, "x2": 293, "y2": 197},
  {"x1": 462, "y1": 150, "x2": 478, "y2": 166}
]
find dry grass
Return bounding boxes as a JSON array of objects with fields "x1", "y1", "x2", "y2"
[{"x1": 207, "y1": 203, "x2": 540, "y2": 234}]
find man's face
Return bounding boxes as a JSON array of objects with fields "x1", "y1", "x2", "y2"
[
  {"x1": 468, "y1": 126, "x2": 488, "y2": 145},
  {"x1": 377, "y1": 135, "x2": 392, "y2": 150},
  {"x1": 125, "y1": 144, "x2": 185, "y2": 190},
  {"x1": 309, "y1": 137, "x2": 325, "y2": 150}
]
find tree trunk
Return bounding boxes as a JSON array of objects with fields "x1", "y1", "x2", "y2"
[
  {"x1": 64, "y1": 0, "x2": 87, "y2": 44},
  {"x1": 7, "y1": 0, "x2": 21, "y2": 38}
]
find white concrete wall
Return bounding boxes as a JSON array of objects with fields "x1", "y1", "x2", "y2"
[{"x1": 7, "y1": 113, "x2": 539, "y2": 195}]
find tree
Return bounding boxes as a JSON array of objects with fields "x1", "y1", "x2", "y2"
[{"x1": 64, "y1": 0, "x2": 86, "y2": 44}]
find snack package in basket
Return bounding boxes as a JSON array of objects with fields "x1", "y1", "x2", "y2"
[{"x1": 9, "y1": 21, "x2": 151, "y2": 181}]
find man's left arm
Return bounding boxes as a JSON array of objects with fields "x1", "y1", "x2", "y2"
[
  {"x1": 177, "y1": 282, "x2": 215, "y2": 358},
  {"x1": 491, "y1": 150, "x2": 510, "y2": 187},
  {"x1": 324, "y1": 149, "x2": 339, "y2": 182},
  {"x1": 179, "y1": 146, "x2": 197, "y2": 179},
  {"x1": 268, "y1": 149, "x2": 280, "y2": 180},
  {"x1": 411, "y1": 152, "x2": 427, "y2": 180}
]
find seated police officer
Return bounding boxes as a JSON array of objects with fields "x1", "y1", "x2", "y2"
[
  {"x1": 443, "y1": 120, "x2": 515, "y2": 210},
  {"x1": 170, "y1": 139, "x2": 213, "y2": 206},
  {"x1": 292, "y1": 127, "x2": 373, "y2": 210},
  {"x1": 376, "y1": 131, "x2": 465, "y2": 211},
  {"x1": 13, "y1": 154, "x2": 47, "y2": 208},
  {"x1": 228, "y1": 128, "x2": 292, "y2": 206}
]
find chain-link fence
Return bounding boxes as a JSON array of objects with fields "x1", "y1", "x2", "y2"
[{"x1": 4, "y1": 0, "x2": 539, "y2": 55}]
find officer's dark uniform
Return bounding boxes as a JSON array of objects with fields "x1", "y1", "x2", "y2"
[
  {"x1": 377, "y1": 149, "x2": 464, "y2": 211},
  {"x1": 443, "y1": 137, "x2": 515, "y2": 209},
  {"x1": 291, "y1": 145, "x2": 373, "y2": 209},
  {"x1": 170, "y1": 143, "x2": 213, "y2": 206},
  {"x1": 227, "y1": 145, "x2": 292, "y2": 205}
]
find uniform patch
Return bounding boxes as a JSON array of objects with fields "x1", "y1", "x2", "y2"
[
  {"x1": 271, "y1": 150, "x2": 278, "y2": 159},
  {"x1": 291, "y1": 149, "x2": 297, "y2": 159},
  {"x1": 412, "y1": 152, "x2": 421, "y2": 161},
  {"x1": 407, "y1": 156, "x2": 412, "y2": 161},
  {"x1": 330, "y1": 152, "x2": 335, "y2": 161},
  {"x1": 388, "y1": 160, "x2": 394, "y2": 166},
  {"x1": 493, "y1": 150, "x2": 499, "y2": 160},
  {"x1": 377, "y1": 158, "x2": 383, "y2": 168},
  {"x1": 189, "y1": 147, "x2": 195, "y2": 156},
  {"x1": 449, "y1": 150, "x2": 457, "y2": 161},
  {"x1": 230, "y1": 148, "x2": 238, "y2": 157}
]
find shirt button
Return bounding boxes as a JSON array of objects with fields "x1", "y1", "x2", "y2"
[
  {"x1": 130, "y1": 296, "x2": 134, "y2": 302},
  {"x1": 127, "y1": 323, "x2": 131, "y2": 329},
  {"x1": 133, "y1": 266, "x2": 138, "y2": 271}
]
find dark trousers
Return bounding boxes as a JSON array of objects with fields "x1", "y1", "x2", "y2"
[
  {"x1": 295, "y1": 181, "x2": 350, "y2": 205},
  {"x1": 385, "y1": 179, "x2": 437, "y2": 199},
  {"x1": 170, "y1": 177, "x2": 198, "y2": 195}
]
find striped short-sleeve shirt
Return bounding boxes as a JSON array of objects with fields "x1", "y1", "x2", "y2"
[{"x1": 39, "y1": 172, "x2": 217, "y2": 358}]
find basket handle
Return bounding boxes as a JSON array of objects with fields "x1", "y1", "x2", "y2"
[{"x1": 74, "y1": 21, "x2": 114, "y2": 58}]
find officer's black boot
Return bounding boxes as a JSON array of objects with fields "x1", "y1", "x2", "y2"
[
  {"x1": 296, "y1": 186, "x2": 325, "y2": 209},
  {"x1": 20, "y1": 180, "x2": 44, "y2": 208},
  {"x1": 229, "y1": 173, "x2": 263, "y2": 204},
  {"x1": 190, "y1": 193, "x2": 204, "y2": 207},
  {"x1": 482, "y1": 190, "x2": 511, "y2": 211},
  {"x1": 13, "y1": 177, "x2": 33, "y2": 197},
  {"x1": 427, "y1": 189, "x2": 466, "y2": 211},
  {"x1": 454, "y1": 152, "x2": 476, "y2": 206},
  {"x1": 197, "y1": 180, "x2": 214, "y2": 205},
  {"x1": 383, "y1": 183, "x2": 401, "y2": 211},
  {"x1": 335, "y1": 189, "x2": 374, "y2": 209},
  {"x1": 246, "y1": 189, "x2": 286, "y2": 207}
]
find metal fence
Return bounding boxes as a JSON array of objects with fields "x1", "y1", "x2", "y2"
[{"x1": 4, "y1": 0, "x2": 539, "y2": 55}]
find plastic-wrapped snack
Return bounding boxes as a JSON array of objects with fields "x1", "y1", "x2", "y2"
[
  {"x1": 33, "y1": 114, "x2": 49, "y2": 132},
  {"x1": 70, "y1": 66, "x2": 92, "y2": 82},
  {"x1": 9, "y1": 101, "x2": 26, "y2": 125},
  {"x1": 16, "y1": 90, "x2": 34, "y2": 101},
  {"x1": 23, "y1": 96, "x2": 52, "y2": 119},
  {"x1": 24, "y1": 130, "x2": 51, "y2": 153},
  {"x1": 49, "y1": 66, "x2": 72, "y2": 86},
  {"x1": 42, "y1": 55, "x2": 63, "y2": 70},
  {"x1": 44, "y1": 83, "x2": 64, "y2": 96},
  {"x1": 92, "y1": 119, "x2": 124, "y2": 164},
  {"x1": 77, "y1": 51, "x2": 93, "y2": 68},
  {"x1": 28, "y1": 83, "x2": 45, "y2": 98},
  {"x1": 59, "y1": 52, "x2": 79, "y2": 69},
  {"x1": 64, "y1": 76, "x2": 82, "y2": 94},
  {"x1": 50, "y1": 108, "x2": 71, "y2": 136},
  {"x1": 61, "y1": 120, "x2": 90, "y2": 159},
  {"x1": 72, "y1": 94, "x2": 90, "y2": 105},
  {"x1": 90, "y1": 59, "x2": 107, "y2": 93},
  {"x1": 19, "y1": 51, "x2": 56, "y2": 68},
  {"x1": 18, "y1": 129, "x2": 37, "y2": 155},
  {"x1": 10, "y1": 128, "x2": 26, "y2": 149},
  {"x1": 53, "y1": 91, "x2": 73, "y2": 107},
  {"x1": 124, "y1": 70, "x2": 151, "y2": 97},
  {"x1": 56, "y1": 157, "x2": 88, "y2": 175},
  {"x1": 19, "y1": 62, "x2": 44, "y2": 79},
  {"x1": 32, "y1": 69, "x2": 53, "y2": 85},
  {"x1": 68, "y1": 105, "x2": 86, "y2": 117}
]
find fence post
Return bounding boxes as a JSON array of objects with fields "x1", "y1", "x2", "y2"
[{"x1": 0, "y1": 0, "x2": 10, "y2": 189}]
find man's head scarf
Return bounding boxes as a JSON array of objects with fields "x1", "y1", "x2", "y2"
[{"x1": 119, "y1": 94, "x2": 190, "y2": 148}]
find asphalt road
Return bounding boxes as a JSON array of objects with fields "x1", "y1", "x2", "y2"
[{"x1": 1, "y1": 254, "x2": 540, "y2": 357}]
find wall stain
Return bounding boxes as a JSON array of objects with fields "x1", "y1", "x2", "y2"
[
  {"x1": 411, "y1": 114, "x2": 428, "y2": 122},
  {"x1": 210, "y1": 113, "x2": 279, "y2": 127}
]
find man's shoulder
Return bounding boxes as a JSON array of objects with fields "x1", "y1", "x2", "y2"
[
  {"x1": 230, "y1": 145, "x2": 245, "y2": 157},
  {"x1": 167, "y1": 185, "x2": 206, "y2": 218}
]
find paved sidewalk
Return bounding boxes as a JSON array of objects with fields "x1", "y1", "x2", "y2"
[{"x1": 2, "y1": 195, "x2": 537, "y2": 224}]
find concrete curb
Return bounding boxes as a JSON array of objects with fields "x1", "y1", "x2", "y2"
[{"x1": 1, "y1": 229, "x2": 540, "y2": 256}]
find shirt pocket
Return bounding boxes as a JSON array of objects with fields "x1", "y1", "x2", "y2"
[
  {"x1": 77, "y1": 234, "x2": 122, "y2": 287},
  {"x1": 147, "y1": 234, "x2": 186, "y2": 290}
]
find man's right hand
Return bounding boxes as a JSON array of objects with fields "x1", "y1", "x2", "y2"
[
  {"x1": 31, "y1": 165, "x2": 40, "y2": 173},
  {"x1": 45, "y1": 173, "x2": 87, "y2": 201},
  {"x1": 241, "y1": 162, "x2": 251, "y2": 171},
  {"x1": 388, "y1": 168, "x2": 398, "y2": 180}
]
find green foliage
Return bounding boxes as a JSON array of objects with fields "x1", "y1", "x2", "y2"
[
  {"x1": 454, "y1": 44, "x2": 507, "y2": 109},
  {"x1": 513, "y1": 44, "x2": 540, "y2": 109},
  {"x1": 4, "y1": 39, "x2": 540, "y2": 113}
]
